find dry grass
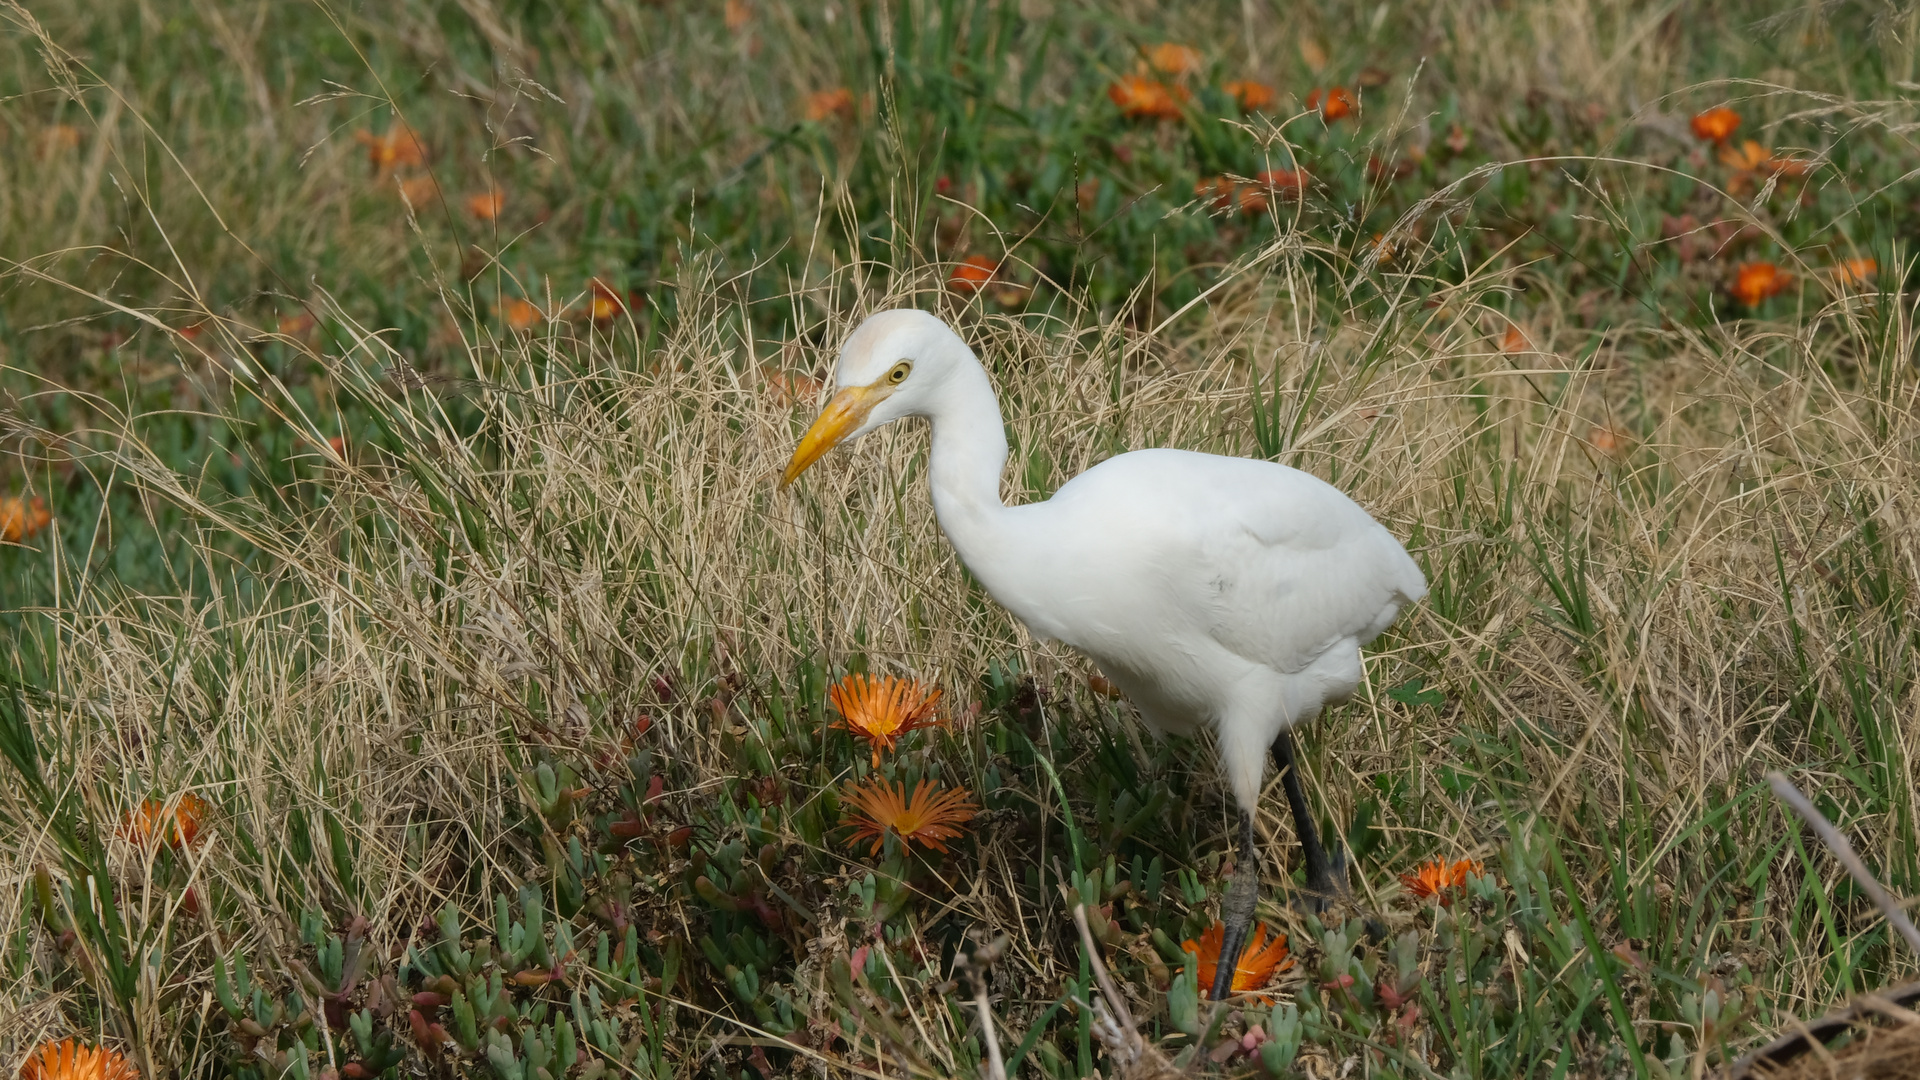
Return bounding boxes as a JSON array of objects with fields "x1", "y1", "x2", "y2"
[{"x1": 2, "y1": 1, "x2": 1919, "y2": 1077}]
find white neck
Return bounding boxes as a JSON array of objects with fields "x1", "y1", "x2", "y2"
[{"x1": 921, "y1": 341, "x2": 1012, "y2": 563}]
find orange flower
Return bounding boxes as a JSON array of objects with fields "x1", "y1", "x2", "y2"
[
  {"x1": 397, "y1": 174, "x2": 439, "y2": 208},
  {"x1": 1498, "y1": 323, "x2": 1529, "y2": 353},
  {"x1": 1107, "y1": 76, "x2": 1187, "y2": 121},
  {"x1": 20, "y1": 1039, "x2": 139, "y2": 1080},
  {"x1": 948, "y1": 254, "x2": 998, "y2": 295},
  {"x1": 585, "y1": 278, "x2": 628, "y2": 324},
  {"x1": 277, "y1": 312, "x2": 315, "y2": 338},
  {"x1": 1833, "y1": 257, "x2": 1877, "y2": 288},
  {"x1": 1194, "y1": 175, "x2": 1235, "y2": 211},
  {"x1": 1147, "y1": 43, "x2": 1202, "y2": 79},
  {"x1": 1235, "y1": 186, "x2": 1269, "y2": 215},
  {"x1": 1184, "y1": 921, "x2": 1291, "y2": 999},
  {"x1": 1307, "y1": 86, "x2": 1354, "y2": 122},
  {"x1": 37, "y1": 124, "x2": 83, "y2": 158},
  {"x1": 829, "y1": 673, "x2": 944, "y2": 765},
  {"x1": 1256, "y1": 168, "x2": 1309, "y2": 200},
  {"x1": 1400, "y1": 858, "x2": 1482, "y2": 902},
  {"x1": 724, "y1": 0, "x2": 750, "y2": 31},
  {"x1": 1718, "y1": 139, "x2": 1768, "y2": 172},
  {"x1": 1690, "y1": 106, "x2": 1740, "y2": 143},
  {"x1": 839, "y1": 777, "x2": 977, "y2": 856},
  {"x1": 804, "y1": 87, "x2": 855, "y2": 122},
  {"x1": 122, "y1": 793, "x2": 209, "y2": 850},
  {"x1": 1224, "y1": 80, "x2": 1276, "y2": 111},
  {"x1": 0, "y1": 495, "x2": 52, "y2": 543},
  {"x1": 503, "y1": 298, "x2": 544, "y2": 330},
  {"x1": 1587, "y1": 425, "x2": 1626, "y2": 456},
  {"x1": 465, "y1": 186, "x2": 505, "y2": 221},
  {"x1": 1731, "y1": 261, "x2": 1790, "y2": 307},
  {"x1": 355, "y1": 124, "x2": 427, "y2": 173}
]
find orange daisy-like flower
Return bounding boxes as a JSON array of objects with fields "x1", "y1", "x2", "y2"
[
  {"x1": 465, "y1": 186, "x2": 505, "y2": 222},
  {"x1": 396, "y1": 174, "x2": 440, "y2": 208},
  {"x1": 122, "y1": 793, "x2": 209, "y2": 850},
  {"x1": 1107, "y1": 76, "x2": 1188, "y2": 121},
  {"x1": 1832, "y1": 257, "x2": 1877, "y2": 288},
  {"x1": 585, "y1": 278, "x2": 630, "y2": 324},
  {"x1": 803, "y1": 87, "x2": 855, "y2": 122},
  {"x1": 1256, "y1": 168, "x2": 1309, "y2": 201},
  {"x1": 1307, "y1": 86, "x2": 1354, "y2": 122},
  {"x1": 1184, "y1": 921, "x2": 1291, "y2": 999},
  {"x1": 1400, "y1": 858, "x2": 1483, "y2": 902},
  {"x1": 1146, "y1": 43, "x2": 1202, "y2": 79},
  {"x1": 20, "y1": 1039, "x2": 139, "y2": 1080},
  {"x1": 354, "y1": 124, "x2": 427, "y2": 173},
  {"x1": 1224, "y1": 80, "x2": 1276, "y2": 112},
  {"x1": 1690, "y1": 106, "x2": 1740, "y2": 143},
  {"x1": 829, "y1": 673, "x2": 944, "y2": 764},
  {"x1": 1731, "y1": 261, "x2": 1790, "y2": 307},
  {"x1": 839, "y1": 777, "x2": 977, "y2": 856},
  {"x1": 947, "y1": 254, "x2": 998, "y2": 295},
  {"x1": 503, "y1": 298, "x2": 545, "y2": 331},
  {"x1": 1, "y1": 494, "x2": 52, "y2": 543}
]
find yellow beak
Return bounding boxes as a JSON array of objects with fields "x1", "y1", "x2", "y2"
[{"x1": 781, "y1": 385, "x2": 883, "y2": 488}]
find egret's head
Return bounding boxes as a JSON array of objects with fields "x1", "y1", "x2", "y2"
[{"x1": 781, "y1": 309, "x2": 965, "y2": 487}]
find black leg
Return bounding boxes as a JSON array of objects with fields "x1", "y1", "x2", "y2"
[
  {"x1": 1273, "y1": 728, "x2": 1345, "y2": 904},
  {"x1": 1211, "y1": 810, "x2": 1260, "y2": 1002}
]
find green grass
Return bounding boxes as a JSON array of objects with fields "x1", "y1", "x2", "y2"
[{"x1": 2, "y1": 1, "x2": 1919, "y2": 1078}]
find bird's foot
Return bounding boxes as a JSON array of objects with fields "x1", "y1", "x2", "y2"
[
  {"x1": 1210, "y1": 851, "x2": 1262, "y2": 1002},
  {"x1": 1293, "y1": 837, "x2": 1349, "y2": 913}
]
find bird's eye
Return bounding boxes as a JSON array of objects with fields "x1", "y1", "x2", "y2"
[{"x1": 887, "y1": 360, "x2": 912, "y2": 384}]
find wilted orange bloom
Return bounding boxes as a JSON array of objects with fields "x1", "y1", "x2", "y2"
[
  {"x1": 1731, "y1": 261, "x2": 1790, "y2": 307},
  {"x1": 1307, "y1": 86, "x2": 1354, "y2": 122},
  {"x1": 1224, "y1": 80, "x2": 1276, "y2": 111},
  {"x1": 277, "y1": 312, "x2": 316, "y2": 338},
  {"x1": 1147, "y1": 43, "x2": 1202, "y2": 78},
  {"x1": 503, "y1": 298, "x2": 544, "y2": 330},
  {"x1": 1401, "y1": 858, "x2": 1482, "y2": 902},
  {"x1": 0, "y1": 495, "x2": 52, "y2": 542},
  {"x1": 465, "y1": 186, "x2": 505, "y2": 221},
  {"x1": 948, "y1": 254, "x2": 998, "y2": 294},
  {"x1": 804, "y1": 87, "x2": 855, "y2": 122},
  {"x1": 355, "y1": 124, "x2": 427, "y2": 173},
  {"x1": 1587, "y1": 425, "x2": 1626, "y2": 456},
  {"x1": 1256, "y1": 168, "x2": 1309, "y2": 200},
  {"x1": 1832, "y1": 257, "x2": 1877, "y2": 288},
  {"x1": 830, "y1": 673, "x2": 944, "y2": 765},
  {"x1": 839, "y1": 777, "x2": 977, "y2": 856},
  {"x1": 1690, "y1": 106, "x2": 1740, "y2": 143},
  {"x1": 20, "y1": 1039, "x2": 139, "y2": 1080},
  {"x1": 724, "y1": 0, "x2": 750, "y2": 31},
  {"x1": 1185, "y1": 921, "x2": 1291, "y2": 999},
  {"x1": 122, "y1": 793, "x2": 209, "y2": 850},
  {"x1": 397, "y1": 174, "x2": 439, "y2": 208},
  {"x1": 37, "y1": 124, "x2": 83, "y2": 158},
  {"x1": 1498, "y1": 323, "x2": 1529, "y2": 353},
  {"x1": 1107, "y1": 76, "x2": 1187, "y2": 121}
]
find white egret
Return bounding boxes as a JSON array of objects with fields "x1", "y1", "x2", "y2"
[{"x1": 782, "y1": 309, "x2": 1426, "y2": 1000}]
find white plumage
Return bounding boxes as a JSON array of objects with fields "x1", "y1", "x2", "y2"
[{"x1": 784, "y1": 309, "x2": 1425, "y2": 996}]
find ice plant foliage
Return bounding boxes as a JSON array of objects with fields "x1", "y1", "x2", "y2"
[
  {"x1": 1107, "y1": 76, "x2": 1187, "y2": 120},
  {"x1": 122, "y1": 793, "x2": 209, "y2": 850},
  {"x1": 1186, "y1": 920, "x2": 1291, "y2": 998},
  {"x1": 1400, "y1": 858, "x2": 1483, "y2": 902},
  {"x1": 838, "y1": 777, "x2": 977, "y2": 856},
  {"x1": 1732, "y1": 261, "x2": 1790, "y2": 307},
  {"x1": 19, "y1": 1039, "x2": 139, "y2": 1080},
  {"x1": 1690, "y1": 106, "x2": 1740, "y2": 143},
  {"x1": 1, "y1": 494, "x2": 51, "y2": 542},
  {"x1": 829, "y1": 673, "x2": 944, "y2": 763}
]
